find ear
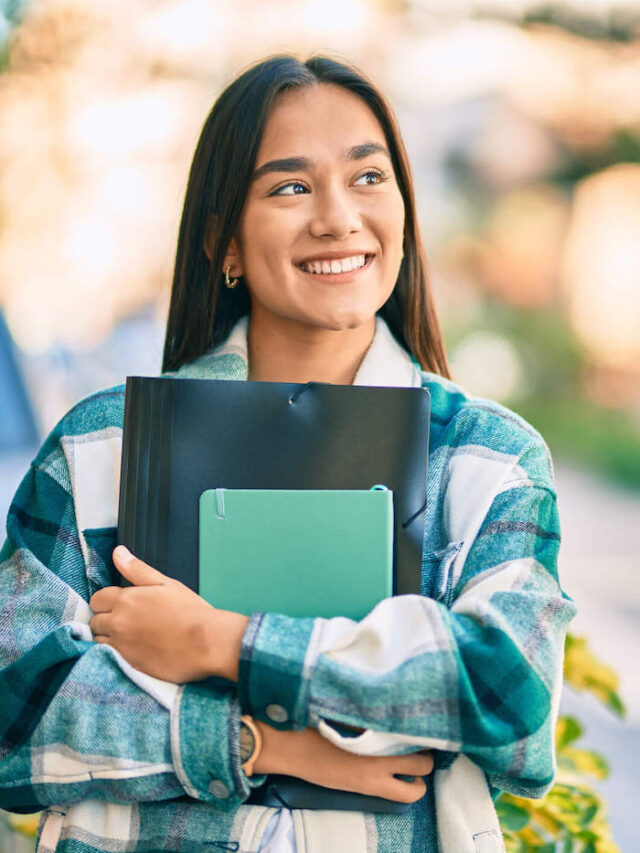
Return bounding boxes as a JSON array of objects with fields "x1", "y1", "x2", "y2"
[
  {"x1": 222, "y1": 237, "x2": 243, "y2": 278},
  {"x1": 203, "y1": 217, "x2": 243, "y2": 277}
]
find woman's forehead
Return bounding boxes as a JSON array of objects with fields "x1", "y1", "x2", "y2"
[{"x1": 257, "y1": 83, "x2": 387, "y2": 162}]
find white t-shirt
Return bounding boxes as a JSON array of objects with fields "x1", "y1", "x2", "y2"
[{"x1": 258, "y1": 810, "x2": 297, "y2": 852}]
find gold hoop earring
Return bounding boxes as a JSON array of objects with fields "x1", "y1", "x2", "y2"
[{"x1": 225, "y1": 265, "x2": 239, "y2": 289}]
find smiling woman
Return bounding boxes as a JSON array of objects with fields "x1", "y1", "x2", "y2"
[
  {"x1": 0, "y1": 54, "x2": 575, "y2": 853},
  {"x1": 215, "y1": 83, "x2": 406, "y2": 383},
  {"x1": 164, "y1": 56, "x2": 449, "y2": 385}
]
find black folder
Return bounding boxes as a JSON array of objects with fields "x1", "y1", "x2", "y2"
[
  {"x1": 116, "y1": 376, "x2": 431, "y2": 814},
  {"x1": 117, "y1": 376, "x2": 430, "y2": 597}
]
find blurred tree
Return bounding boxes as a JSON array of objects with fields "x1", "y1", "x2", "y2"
[
  {"x1": 518, "y1": 4, "x2": 640, "y2": 42},
  {"x1": 0, "y1": 0, "x2": 29, "y2": 67},
  {"x1": 444, "y1": 302, "x2": 640, "y2": 489}
]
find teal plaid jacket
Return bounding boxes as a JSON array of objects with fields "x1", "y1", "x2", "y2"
[{"x1": 0, "y1": 318, "x2": 576, "y2": 851}]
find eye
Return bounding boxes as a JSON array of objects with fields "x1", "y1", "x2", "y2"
[
  {"x1": 270, "y1": 181, "x2": 308, "y2": 197},
  {"x1": 354, "y1": 169, "x2": 389, "y2": 186}
]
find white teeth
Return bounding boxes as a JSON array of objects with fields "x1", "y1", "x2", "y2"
[{"x1": 300, "y1": 254, "x2": 368, "y2": 274}]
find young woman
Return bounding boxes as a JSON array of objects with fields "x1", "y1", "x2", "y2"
[{"x1": 0, "y1": 55, "x2": 575, "y2": 852}]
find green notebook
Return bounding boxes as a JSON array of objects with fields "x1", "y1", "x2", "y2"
[{"x1": 199, "y1": 487, "x2": 393, "y2": 620}]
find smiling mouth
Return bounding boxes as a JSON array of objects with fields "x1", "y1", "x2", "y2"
[{"x1": 295, "y1": 253, "x2": 375, "y2": 278}]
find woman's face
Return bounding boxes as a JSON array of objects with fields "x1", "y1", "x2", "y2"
[{"x1": 227, "y1": 83, "x2": 406, "y2": 334}]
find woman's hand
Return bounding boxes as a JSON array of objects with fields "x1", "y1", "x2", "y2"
[
  {"x1": 88, "y1": 545, "x2": 249, "y2": 683},
  {"x1": 253, "y1": 721, "x2": 434, "y2": 804}
]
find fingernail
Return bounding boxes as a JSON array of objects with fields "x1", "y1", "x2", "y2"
[{"x1": 114, "y1": 545, "x2": 133, "y2": 563}]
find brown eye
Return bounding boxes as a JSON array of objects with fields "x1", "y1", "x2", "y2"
[
  {"x1": 270, "y1": 181, "x2": 308, "y2": 197},
  {"x1": 354, "y1": 169, "x2": 388, "y2": 186}
]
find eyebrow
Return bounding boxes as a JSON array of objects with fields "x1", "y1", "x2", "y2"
[{"x1": 251, "y1": 141, "x2": 391, "y2": 183}]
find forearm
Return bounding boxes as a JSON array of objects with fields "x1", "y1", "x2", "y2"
[
  {"x1": 0, "y1": 408, "x2": 260, "y2": 813},
  {"x1": 0, "y1": 626, "x2": 263, "y2": 812},
  {"x1": 250, "y1": 718, "x2": 434, "y2": 804},
  {"x1": 237, "y1": 594, "x2": 559, "y2": 746},
  {"x1": 1, "y1": 536, "x2": 256, "y2": 812},
  {"x1": 232, "y1": 482, "x2": 576, "y2": 796}
]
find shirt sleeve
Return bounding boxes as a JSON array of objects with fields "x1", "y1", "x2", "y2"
[
  {"x1": 0, "y1": 425, "x2": 265, "y2": 813},
  {"x1": 237, "y1": 436, "x2": 577, "y2": 799}
]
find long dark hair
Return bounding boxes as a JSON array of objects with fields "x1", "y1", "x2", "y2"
[{"x1": 162, "y1": 54, "x2": 451, "y2": 378}]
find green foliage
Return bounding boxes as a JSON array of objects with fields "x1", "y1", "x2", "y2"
[
  {"x1": 444, "y1": 303, "x2": 640, "y2": 490},
  {"x1": 563, "y1": 636, "x2": 625, "y2": 719},
  {"x1": 500, "y1": 780, "x2": 620, "y2": 852},
  {"x1": 497, "y1": 634, "x2": 625, "y2": 851},
  {"x1": 515, "y1": 396, "x2": 640, "y2": 491}
]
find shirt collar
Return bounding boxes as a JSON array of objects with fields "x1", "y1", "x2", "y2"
[
  {"x1": 174, "y1": 314, "x2": 422, "y2": 389},
  {"x1": 353, "y1": 316, "x2": 422, "y2": 388}
]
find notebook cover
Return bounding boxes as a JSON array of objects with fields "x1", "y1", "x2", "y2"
[
  {"x1": 117, "y1": 377, "x2": 430, "y2": 596},
  {"x1": 199, "y1": 488, "x2": 393, "y2": 620}
]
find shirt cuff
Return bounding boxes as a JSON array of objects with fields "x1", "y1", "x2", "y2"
[
  {"x1": 171, "y1": 679, "x2": 267, "y2": 807},
  {"x1": 237, "y1": 612, "x2": 317, "y2": 730}
]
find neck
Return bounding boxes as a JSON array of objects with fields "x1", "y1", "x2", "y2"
[{"x1": 247, "y1": 312, "x2": 376, "y2": 385}]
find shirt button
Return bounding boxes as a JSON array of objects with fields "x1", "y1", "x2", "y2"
[
  {"x1": 265, "y1": 703, "x2": 288, "y2": 723},
  {"x1": 208, "y1": 779, "x2": 230, "y2": 799}
]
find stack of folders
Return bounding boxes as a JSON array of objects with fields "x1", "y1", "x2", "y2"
[{"x1": 117, "y1": 375, "x2": 431, "y2": 812}]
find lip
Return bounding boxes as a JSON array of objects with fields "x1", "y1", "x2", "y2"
[
  {"x1": 295, "y1": 253, "x2": 375, "y2": 282},
  {"x1": 295, "y1": 250, "x2": 376, "y2": 264}
]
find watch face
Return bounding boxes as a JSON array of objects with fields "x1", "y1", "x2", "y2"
[{"x1": 240, "y1": 721, "x2": 255, "y2": 763}]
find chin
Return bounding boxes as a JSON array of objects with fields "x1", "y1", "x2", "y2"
[
  {"x1": 307, "y1": 313, "x2": 374, "y2": 333},
  {"x1": 302, "y1": 300, "x2": 382, "y2": 332}
]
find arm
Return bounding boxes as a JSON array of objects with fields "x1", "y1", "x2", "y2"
[
  {"x1": 233, "y1": 437, "x2": 577, "y2": 798},
  {"x1": 0, "y1": 418, "x2": 432, "y2": 813},
  {"x1": 0, "y1": 426, "x2": 264, "y2": 813},
  {"x1": 89, "y1": 547, "x2": 435, "y2": 805},
  {"x1": 253, "y1": 721, "x2": 433, "y2": 803}
]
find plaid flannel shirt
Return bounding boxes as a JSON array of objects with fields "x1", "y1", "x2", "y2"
[{"x1": 0, "y1": 317, "x2": 576, "y2": 852}]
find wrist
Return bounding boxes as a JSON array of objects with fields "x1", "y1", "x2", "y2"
[
  {"x1": 204, "y1": 609, "x2": 250, "y2": 681},
  {"x1": 251, "y1": 719, "x2": 303, "y2": 776}
]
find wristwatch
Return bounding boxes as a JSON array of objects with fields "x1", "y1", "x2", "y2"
[{"x1": 239, "y1": 715, "x2": 263, "y2": 777}]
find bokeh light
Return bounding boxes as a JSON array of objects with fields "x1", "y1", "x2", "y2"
[{"x1": 562, "y1": 164, "x2": 640, "y2": 372}]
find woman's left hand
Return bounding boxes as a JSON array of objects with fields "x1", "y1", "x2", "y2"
[{"x1": 88, "y1": 545, "x2": 249, "y2": 684}]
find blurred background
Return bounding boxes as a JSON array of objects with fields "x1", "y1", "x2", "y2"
[{"x1": 0, "y1": 0, "x2": 638, "y2": 849}]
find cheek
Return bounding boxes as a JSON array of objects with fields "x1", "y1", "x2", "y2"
[
  {"x1": 387, "y1": 191, "x2": 406, "y2": 241},
  {"x1": 240, "y1": 210, "x2": 295, "y2": 277},
  {"x1": 373, "y1": 193, "x2": 405, "y2": 257}
]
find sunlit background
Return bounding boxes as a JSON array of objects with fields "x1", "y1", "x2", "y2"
[{"x1": 1, "y1": 0, "x2": 639, "y2": 849}]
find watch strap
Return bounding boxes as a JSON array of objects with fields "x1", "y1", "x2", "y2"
[{"x1": 240, "y1": 714, "x2": 263, "y2": 778}]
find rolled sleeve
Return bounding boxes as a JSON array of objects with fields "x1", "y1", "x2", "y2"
[
  {"x1": 171, "y1": 679, "x2": 267, "y2": 807},
  {"x1": 237, "y1": 612, "x2": 318, "y2": 730}
]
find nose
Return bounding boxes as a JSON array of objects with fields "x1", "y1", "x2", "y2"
[{"x1": 308, "y1": 181, "x2": 362, "y2": 240}]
